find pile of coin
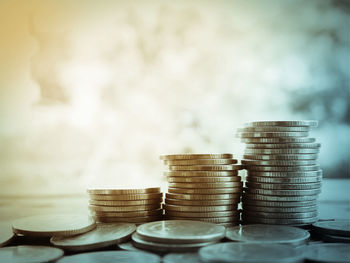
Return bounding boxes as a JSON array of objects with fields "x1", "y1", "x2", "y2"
[
  {"x1": 87, "y1": 188, "x2": 163, "y2": 224},
  {"x1": 237, "y1": 120, "x2": 322, "y2": 226},
  {"x1": 160, "y1": 154, "x2": 242, "y2": 227},
  {"x1": 311, "y1": 219, "x2": 350, "y2": 243}
]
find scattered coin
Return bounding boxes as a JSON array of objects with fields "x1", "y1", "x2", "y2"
[
  {"x1": 165, "y1": 198, "x2": 238, "y2": 206},
  {"x1": 241, "y1": 137, "x2": 315, "y2": 144},
  {"x1": 0, "y1": 245, "x2": 64, "y2": 263},
  {"x1": 247, "y1": 165, "x2": 320, "y2": 172},
  {"x1": 305, "y1": 243, "x2": 350, "y2": 263},
  {"x1": 246, "y1": 142, "x2": 319, "y2": 149},
  {"x1": 247, "y1": 170, "x2": 322, "y2": 178},
  {"x1": 165, "y1": 210, "x2": 239, "y2": 218},
  {"x1": 164, "y1": 171, "x2": 238, "y2": 177},
  {"x1": 242, "y1": 159, "x2": 317, "y2": 166},
  {"x1": 89, "y1": 204, "x2": 161, "y2": 212},
  {"x1": 91, "y1": 209, "x2": 163, "y2": 218},
  {"x1": 245, "y1": 182, "x2": 322, "y2": 190},
  {"x1": 164, "y1": 159, "x2": 237, "y2": 166},
  {"x1": 89, "y1": 193, "x2": 162, "y2": 201},
  {"x1": 89, "y1": 198, "x2": 162, "y2": 206},
  {"x1": 242, "y1": 210, "x2": 318, "y2": 219},
  {"x1": 167, "y1": 176, "x2": 240, "y2": 183},
  {"x1": 93, "y1": 215, "x2": 163, "y2": 224},
  {"x1": 312, "y1": 220, "x2": 350, "y2": 237},
  {"x1": 168, "y1": 182, "x2": 242, "y2": 189},
  {"x1": 163, "y1": 253, "x2": 202, "y2": 263},
  {"x1": 50, "y1": 223, "x2": 136, "y2": 252},
  {"x1": 245, "y1": 188, "x2": 321, "y2": 196},
  {"x1": 245, "y1": 148, "x2": 319, "y2": 154},
  {"x1": 166, "y1": 193, "x2": 240, "y2": 200},
  {"x1": 242, "y1": 199, "x2": 317, "y2": 208},
  {"x1": 0, "y1": 222, "x2": 14, "y2": 247},
  {"x1": 87, "y1": 188, "x2": 160, "y2": 195},
  {"x1": 169, "y1": 165, "x2": 242, "y2": 171},
  {"x1": 244, "y1": 120, "x2": 318, "y2": 127},
  {"x1": 164, "y1": 204, "x2": 236, "y2": 212},
  {"x1": 243, "y1": 193, "x2": 318, "y2": 202},
  {"x1": 243, "y1": 205, "x2": 318, "y2": 213},
  {"x1": 168, "y1": 187, "x2": 242, "y2": 195},
  {"x1": 246, "y1": 175, "x2": 322, "y2": 184},
  {"x1": 160, "y1": 154, "x2": 233, "y2": 160},
  {"x1": 243, "y1": 154, "x2": 318, "y2": 160},
  {"x1": 12, "y1": 214, "x2": 96, "y2": 237},
  {"x1": 238, "y1": 131, "x2": 309, "y2": 138},
  {"x1": 238, "y1": 126, "x2": 310, "y2": 132},
  {"x1": 242, "y1": 216, "x2": 318, "y2": 225}
]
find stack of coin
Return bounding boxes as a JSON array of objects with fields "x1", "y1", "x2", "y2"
[
  {"x1": 87, "y1": 188, "x2": 163, "y2": 224},
  {"x1": 160, "y1": 154, "x2": 242, "y2": 227},
  {"x1": 236, "y1": 120, "x2": 322, "y2": 226}
]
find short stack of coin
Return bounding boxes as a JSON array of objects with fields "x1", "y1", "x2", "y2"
[
  {"x1": 236, "y1": 120, "x2": 322, "y2": 226},
  {"x1": 87, "y1": 188, "x2": 163, "y2": 224},
  {"x1": 160, "y1": 154, "x2": 242, "y2": 227}
]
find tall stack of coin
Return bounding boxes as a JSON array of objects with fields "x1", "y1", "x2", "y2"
[
  {"x1": 87, "y1": 188, "x2": 163, "y2": 224},
  {"x1": 160, "y1": 154, "x2": 242, "y2": 227},
  {"x1": 237, "y1": 120, "x2": 322, "y2": 226}
]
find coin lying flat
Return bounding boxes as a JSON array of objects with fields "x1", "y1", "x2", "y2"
[
  {"x1": 246, "y1": 142, "x2": 319, "y2": 149},
  {"x1": 169, "y1": 165, "x2": 242, "y2": 171},
  {"x1": 164, "y1": 159, "x2": 238, "y2": 166},
  {"x1": 118, "y1": 241, "x2": 144, "y2": 251},
  {"x1": 242, "y1": 216, "x2": 318, "y2": 225},
  {"x1": 245, "y1": 182, "x2": 322, "y2": 190},
  {"x1": 320, "y1": 233, "x2": 350, "y2": 243},
  {"x1": 242, "y1": 199, "x2": 317, "y2": 208},
  {"x1": 199, "y1": 242, "x2": 303, "y2": 263},
  {"x1": 248, "y1": 170, "x2": 322, "y2": 178},
  {"x1": 242, "y1": 159, "x2": 317, "y2": 166},
  {"x1": 165, "y1": 210, "x2": 239, "y2": 218},
  {"x1": 243, "y1": 193, "x2": 318, "y2": 202},
  {"x1": 243, "y1": 154, "x2": 318, "y2": 160},
  {"x1": 89, "y1": 193, "x2": 162, "y2": 201},
  {"x1": 245, "y1": 188, "x2": 321, "y2": 196},
  {"x1": 87, "y1": 188, "x2": 160, "y2": 195},
  {"x1": 167, "y1": 176, "x2": 241, "y2": 183},
  {"x1": 163, "y1": 253, "x2": 202, "y2": 263},
  {"x1": 51, "y1": 223, "x2": 136, "y2": 252},
  {"x1": 241, "y1": 137, "x2": 315, "y2": 144},
  {"x1": 94, "y1": 215, "x2": 163, "y2": 223},
  {"x1": 91, "y1": 208, "x2": 163, "y2": 218},
  {"x1": 166, "y1": 193, "x2": 240, "y2": 200},
  {"x1": 165, "y1": 216, "x2": 239, "y2": 224},
  {"x1": 246, "y1": 176, "x2": 322, "y2": 184},
  {"x1": 164, "y1": 204, "x2": 237, "y2": 212},
  {"x1": 160, "y1": 154, "x2": 233, "y2": 160},
  {"x1": 89, "y1": 199, "x2": 162, "y2": 206},
  {"x1": 238, "y1": 126, "x2": 310, "y2": 132},
  {"x1": 0, "y1": 245, "x2": 64, "y2": 263},
  {"x1": 169, "y1": 182, "x2": 242, "y2": 189},
  {"x1": 238, "y1": 131, "x2": 309, "y2": 138},
  {"x1": 164, "y1": 171, "x2": 238, "y2": 177},
  {"x1": 168, "y1": 187, "x2": 242, "y2": 195},
  {"x1": 89, "y1": 204, "x2": 161, "y2": 212},
  {"x1": 0, "y1": 222, "x2": 15, "y2": 247},
  {"x1": 12, "y1": 214, "x2": 96, "y2": 237},
  {"x1": 56, "y1": 251, "x2": 161, "y2": 263},
  {"x1": 305, "y1": 243, "x2": 350, "y2": 263},
  {"x1": 136, "y1": 220, "x2": 225, "y2": 244},
  {"x1": 245, "y1": 148, "x2": 319, "y2": 154},
  {"x1": 226, "y1": 224, "x2": 310, "y2": 246},
  {"x1": 165, "y1": 198, "x2": 238, "y2": 206},
  {"x1": 247, "y1": 165, "x2": 320, "y2": 172},
  {"x1": 245, "y1": 120, "x2": 318, "y2": 127},
  {"x1": 243, "y1": 205, "x2": 318, "y2": 213},
  {"x1": 243, "y1": 210, "x2": 318, "y2": 219},
  {"x1": 312, "y1": 220, "x2": 350, "y2": 237}
]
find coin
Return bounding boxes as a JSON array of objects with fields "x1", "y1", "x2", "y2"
[
  {"x1": 242, "y1": 216, "x2": 318, "y2": 225},
  {"x1": 91, "y1": 208, "x2": 163, "y2": 217},
  {"x1": 165, "y1": 216, "x2": 239, "y2": 224},
  {"x1": 164, "y1": 159, "x2": 237, "y2": 166},
  {"x1": 164, "y1": 204, "x2": 237, "y2": 212},
  {"x1": 0, "y1": 222, "x2": 15, "y2": 247},
  {"x1": 245, "y1": 148, "x2": 319, "y2": 154},
  {"x1": 50, "y1": 223, "x2": 136, "y2": 252},
  {"x1": 163, "y1": 253, "x2": 202, "y2": 263},
  {"x1": 246, "y1": 142, "x2": 319, "y2": 149},
  {"x1": 245, "y1": 182, "x2": 322, "y2": 190},
  {"x1": 238, "y1": 126, "x2": 310, "y2": 132},
  {"x1": 244, "y1": 188, "x2": 321, "y2": 196},
  {"x1": 226, "y1": 224, "x2": 310, "y2": 245},
  {"x1": 166, "y1": 193, "x2": 240, "y2": 200},
  {"x1": 89, "y1": 193, "x2": 162, "y2": 201},
  {"x1": 118, "y1": 241, "x2": 144, "y2": 251},
  {"x1": 89, "y1": 199, "x2": 162, "y2": 206},
  {"x1": 136, "y1": 220, "x2": 225, "y2": 244},
  {"x1": 243, "y1": 193, "x2": 318, "y2": 202},
  {"x1": 242, "y1": 210, "x2": 317, "y2": 219},
  {"x1": 246, "y1": 165, "x2": 320, "y2": 172},
  {"x1": 320, "y1": 233, "x2": 350, "y2": 243},
  {"x1": 243, "y1": 205, "x2": 317, "y2": 213},
  {"x1": 168, "y1": 187, "x2": 242, "y2": 195},
  {"x1": 199, "y1": 243, "x2": 303, "y2": 263},
  {"x1": 246, "y1": 175, "x2": 322, "y2": 184},
  {"x1": 243, "y1": 154, "x2": 318, "y2": 160},
  {"x1": 238, "y1": 131, "x2": 309, "y2": 138},
  {"x1": 242, "y1": 199, "x2": 317, "y2": 207},
  {"x1": 312, "y1": 220, "x2": 350, "y2": 237},
  {"x1": 242, "y1": 159, "x2": 317, "y2": 166},
  {"x1": 87, "y1": 187, "x2": 160, "y2": 195},
  {"x1": 56, "y1": 251, "x2": 161, "y2": 263},
  {"x1": 245, "y1": 120, "x2": 318, "y2": 127},
  {"x1": 0, "y1": 245, "x2": 64, "y2": 263},
  {"x1": 94, "y1": 215, "x2": 163, "y2": 223},
  {"x1": 89, "y1": 204, "x2": 161, "y2": 212},
  {"x1": 168, "y1": 182, "x2": 242, "y2": 189},
  {"x1": 12, "y1": 214, "x2": 96, "y2": 237},
  {"x1": 165, "y1": 211, "x2": 239, "y2": 218},
  {"x1": 305, "y1": 243, "x2": 350, "y2": 263},
  {"x1": 169, "y1": 165, "x2": 242, "y2": 171},
  {"x1": 160, "y1": 154, "x2": 233, "y2": 160},
  {"x1": 248, "y1": 170, "x2": 322, "y2": 177},
  {"x1": 241, "y1": 137, "x2": 315, "y2": 144},
  {"x1": 167, "y1": 176, "x2": 240, "y2": 183},
  {"x1": 164, "y1": 171, "x2": 238, "y2": 177},
  {"x1": 165, "y1": 198, "x2": 238, "y2": 206}
]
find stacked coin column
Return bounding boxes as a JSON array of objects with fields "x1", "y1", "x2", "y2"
[
  {"x1": 237, "y1": 121, "x2": 322, "y2": 226},
  {"x1": 160, "y1": 154, "x2": 242, "y2": 227}
]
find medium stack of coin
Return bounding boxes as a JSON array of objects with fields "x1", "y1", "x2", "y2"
[
  {"x1": 160, "y1": 154, "x2": 242, "y2": 227},
  {"x1": 236, "y1": 120, "x2": 322, "y2": 226},
  {"x1": 87, "y1": 188, "x2": 163, "y2": 224}
]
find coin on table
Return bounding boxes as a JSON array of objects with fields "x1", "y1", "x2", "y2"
[
  {"x1": 165, "y1": 198, "x2": 238, "y2": 206},
  {"x1": 89, "y1": 199, "x2": 162, "y2": 206},
  {"x1": 199, "y1": 242, "x2": 303, "y2": 263},
  {"x1": 0, "y1": 222, "x2": 15, "y2": 247},
  {"x1": 50, "y1": 223, "x2": 136, "y2": 252},
  {"x1": 242, "y1": 193, "x2": 318, "y2": 202},
  {"x1": 91, "y1": 208, "x2": 163, "y2": 218},
  {"x1": 244, "y1": 120, "x2": 318, "y2": 127},
  {"x1": 242, "y1": 199, "x2": 317, "y2": 208},
  {"x1": 246, "y1": 165, "x2": 320, "y2": 172},
  {"x1": 238, "y1": 126, "x2": 310, "y2": 132},
  {"x1": 242, "y1": 159, "x2": 317, "y2": 166},
  {"x1": 169, "y1": 165, "x2": 242, "y2": 171},
  {"x1": 245, "y1": 182, "x2": 322, "y2": 190},
  {"x1": 94, "y1": 215, "x2": 163, "y2": 224},
  {"x1": 246, "y1": 142, "x2": 319, "y2": 149},
  {"x1": 247, "y1": 170, "x2": 322, "y2": 178},
  {"x1": 168, "y1": 187, "x2": 242, "y2": 195},
  {"x1": 163, "y1": 253, "x2": 202, "y2": 263},
  {"x1": 56, "y1": 251, "x2": 161, "y2": 263},
  {"x1": 246, "y1": 175, "x2": 322, "y2": 184},
  {"x1": 165, "y1": 210, "x2": 239, "y2": 218},
  {"x1": 118, "y1": 241, "x2": 144, "y2": 251},
  {"x1": 241, "y1": 137, "x2": 315, "y2": 144},
  {"x1": 166, "y1": 193, "x2": 240, "y2": 200},
  {"x1": 237, "y1": 131, "x2": 309, "y2": 138},
  {"x1": 242, "y1": 216, "x2": 318, "y2": 225},
  {"x1": 167, "y1": 176, "x2": 241, "y2": 183},
  {"x1": 245, "y1": 188, "x2": 321, "y2": 196},
  {"x1": 164, "y1": 204, "x2": 236, "y2": 212},
  {"x1": 312, "y1": 220, "x2": 350, "y2": 237},
  {"x1": 136, "y1": 220, "x2": 225, "y2": 244},
  {"x1": 89, "y1": 193, "x2": 162, "y2": 201},
  {"x1": 243, "y1": 154, "x2": 318, "y2": 160},
  {"x1": 0, "y1": 245, "x2": 64, "y2": 263},
  {"x1": 305, "y1": 243, "x2": 350, "y2": 263},
  {"x1": 87, "y1": 187, "x2": 160, "y2": 195},
  {"x1": 168, "y1": 182, "x2": 242, "y2": 189},
  {"x1": 12, "y1": 214, "x2": 96, "y2": 237},
  {"x1": 164, "y1": 171, "x2": 238, "y2": 177},
  {"x1": 242, "y1": 205, "x2": 318, "y2": 213},
  {"x1": 245, "y1": 148, "x2": 319, "y2": 155},
  {"x1": 164, "y1": 159, "x2": 237, "y2": 166},
  {"x1": 89, "y1": 204, "x2": 161, "y2": 212},
  {"x1": 242, "y1": 210, "x2": 318, "y2": 219},
  {"x1": 165, "y1": 216, "x2": 239, "y2": 224},
  {"x1": 160, "y1": 154, "x2": 233, "y2": 160}
]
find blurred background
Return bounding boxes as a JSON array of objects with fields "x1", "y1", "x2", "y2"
[{"x1": 0, "y1": 0, "x2": 349, "y2": 195}]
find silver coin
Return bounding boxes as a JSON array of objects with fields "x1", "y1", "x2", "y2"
[
  {"x1": 242, "y1": 199, "x2": 317, "y2": 207},
  {"x1": 165, "y1": 210, "x2": 239, "y2": 218},
  {"x1": 243, "y1": 205, "x2": 318, "y2": 213},
  {"x1": 56, "y1": 251, "x2": 161, "y2": 263},
  {"x1": 165, "y1": 216, "x2": 239, "y2": 224},
  {"x1": 0, "y1": 246, "x2": 64, "y2": 263},
  {"x1": 160, "y1": 154, "x2": 233, "y2": 160},
  {"x1": 165, "y1": 193, "x2": 240, "y2": 200},
  {"x1": 246, "y1": 175, "x2": 322, "y2": 184},
  {"x1": 242, "y1": 210, "x2": 318, "y2": 219},
  {"x1": 0, "y1": 222, "x2": 15, "y2": 247},
  {"x1": 246, "y1": 165, "x2": 320, "y2": 172},
  {"x1": 168, "y1": 187, "x2": 243, "y2": 195},
  {"x1": 244, "y1": 120, "x2": 318, "y2": 127},
  {"x1": 312, "y1": 220, "x2": 350, "y2": 237},
  {"x1": 319, "y1": 234, "x2": 350, "y2": 243},
  {"x1": 238, "y1": 126, "x2": 310, "y2": 132},
  {"x1": 136, "y1": 220, "x2": 225, "y2": 244},
  {"x1": 163, "y1": 204, "x2": 236, "y2": 212},
  {"x1": 163, "y1": 253, "x2": 202, "y2": 263},
  {"x1": 245, "y1": 182, "x2": 322, "y2": 190},
  {"x1": 305, "y1": 243, "x2": 350, "y2": 263},
  {"x1": 225, "y1": 224, "x2": 310, "y2": 246},
  {"x1": 242, "y1": 216, "x2": 318, "y2": 225},
  {"x1": 238, "y1": 131, "x2": 309, "y2": 138},
  {"x1": 50, "y1": 223, "x2": 136, "y2": 252},
  {"x1": 248, "y1": 170, "x2": 322, "y2": 178},
  {"x1": 245, "y1": 148, "x2": 319, "y2": 154},
  {"x1": 168, "y1": 182, "x2": 242, "y2": 189},
  {"x1": 164, "y1": 171, "x2": 238, "y2": 177},
  {"x1": 243, "y1": 193, "x2": 318, "y2": 202},
  {"x1": 242, "y1": 159, "x2": 317, "y2": 166},
  {"x1": 168, "y1": 165, "x2": 242, "y2": 171},
  {"x1": 167, "y1": 176, "x2": 241, "y2": 183},
  {"x1": 165, "y1": 198, "x2": 237, "y2": 206},
  {"x1": 245, "y1": 188, "x2": 321, "y2": 196},
  {"x1": 243, "y1": 154, "x2": 318, "y2": 160},
  {"x1": 246, "y1": 142, "x2": 319, "y2": 149},
  {"x1": 199, "y1": 242, "x2": 303, "y2": 263},
  {"x1": 241, "y1": 137, "x2": 315, "y2": 144}
]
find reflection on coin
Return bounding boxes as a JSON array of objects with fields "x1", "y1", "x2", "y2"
[
  {"x1": 242, "y1": 216, "x2": 318, "y2": 225},
  {"x1": 160, "y1": 154, "x2": 233, "y2": 160},
  {"x1": 238, "y1": 131, "x2": 309, "y2": 138},
  {"x1": 243, "y1": 205, "x2": 317, "y2": 213},
  {"x1": 87, "y1": 188, "x2": 160, "y2": 195},
  {"x1": 165, "y1": 198, "x2": 238, "y2": 206},
  {"x1": 248, "y1": 170, "x2": 322, "y2": 178},
  {"x1": 305, "y1": 243, "x2": 350, "y2": 263},
  {"x1": 312, "y1": 220, "x2": 350, "y2": 237},
  {"x1": 245, "y1": 182, "x2": 321, "y2": 190},
  {"x1": 12, "y1": 214, "x2": 96, "y2": 237},
  {"x1": 163, "y1": 253, "x2": 202, "y2": 263},
  {"x1": 169, "y1": 182, "x2": 242, "y2": 189},
  {"x1": 50, "y1": 223, "x2": 136, "y2": 251},
  {"x1": 238, "y1": 126, "x2": 310, "y2": 132},
  {"x1": 91, "y1": 209, "x2": 163, "y2": 218},
  {"x1": 242, "y1": 210, "x2": 318, "y2": 219},
  {"x1": 243, "y1": 193, "x2": 318, "y2": 202},
  {"x1": 164, "y1": 171, "x2": 238, "y2": 177},
  {"x1": 247, "y1": 165, "x2": 320, "y2": 172},
  {"x1": 242, "y1": 199, "x2": 317, "y2": 208},
  {"x1": 243, "y1": 154, "x2": 318, "y2": 160},
  {"x1": 168, "y1": 187, "x2": 242, "y2": 195},
  {"x1": 165, "y1": 210, "x2": 239, "y2": 218},
  {"x1": 56, "y1": 251, "x2": 161, "y2": 263},
  {"x1": 166, "y1": 193, "x2": 240, "y2": 200},
  {"x1": 199, "y1": 242, "x2": 303, "y2": 263},
  {"x1": 245, "y1": 188, "x2": 321, "y2": 196},
  {"x1": 245, "y1": 148, "x2": 319, "y2": 154},
  {"x1": 94, "y1": 215, "x2": 163, "y2": 223},
  {"x1": 0, "y1": 222, "x2": 15, "y2": 247},
  {"x1": 246, "y1": 142, "x2": 319, "y2": 149},
  {"x1": 169, "y1": 165, "x2": 242, "y2": 171},
  {"x1": 164, "y1": 159, "x2": 237, "y2": 166},
  {"x1": 89, "y1": 204, "x2": 161, "y2": 212},
  {"x1": 164, "y1": 204, "x2": 236, "y2": 212},
  {"x1": 0, "y1": 245, "x2": 64, "y2": 263},
  {"x1": 89, "y1": 193, "x2": 162, "y2": 201},
  {"x1": 167, "y1": 176, "x2": 240, "y2": 183},
  {"x1": 166, "y1": 216, "x2": 239, "y2": 224},
  {"x1": 136, "y1": 220, "x2": 225, "y2": 244},
  {"x1": 241, "y1": 137, "x2": 315, "y2": 144},
  {"x1": 246, "y1": 176, "x2": 322, "y2": 184},
  {"x1": 245, "y1": 120, "x2": 318, "y2": 127},
  {"x1": 242, "y1": 159, "x2": 317, "y2": 166}
]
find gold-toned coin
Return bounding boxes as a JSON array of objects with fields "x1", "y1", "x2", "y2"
[
  {"x1": 94, "y1": 215, "x2": 163, "y2": 223},
  {"x1": 246, "y1": 175, "x2": 322, "y2": 184},
  {"x1": 164, "y1": 171, "x2": 239, "y2": 177},
  {"x1": 12, "y1": 214, "x2": 96, "y2": 237},
  {"x1": 165, "y1": 198, "x2": 238, "y2": 206},
  {"x1": 89, "y1": 204, "x2": 161, "y2": 213},
  {"x1": 168, "y1": 176, "x2": 241, "y2": 183},
  {"x1": 238, "y1": 126, "x2": 310, "y2": 132},
  {"x1": 168, "y1": 182, "x2": 243, "y2": 189},
  {"x1": 89, "y1": 193, "x2": 163, "y2": 201},
  {"x1": 168, "y1": 187, "x2": 243, "y2": 195},
  {"x1": 243, "y1": 154, "x2": 318, "y2": 160},
  {"x1": 165, "y1": 210, "x2": 239, "y2": 218},
  {"x1": 165, "y1": 216, "x2": 239, "y2": 224},
  {"x1": 247, "y1": 165, "x2": 320, "y2": 172},
  {"x1": 243, "y1": 205, "x2": 318, "y2": 213},
  {"x1": 89, "y1": 199, "x2": 162, "y2": 206},
  {"x1": 237, "y1": 131, "x2": 309, "y2": 138},
  {"x1": 164, "y1": 159, "x2": 237, "y2": 166},
  {"x1": 246, "y1": 182, "x2": 322, "y2": 190},
  {"x1": 91, "y1": 209, "x2": 163, "y2": 218},
  {"x1": 0, "y1": 222, "x2": 15, "y2": 247},
  {"x1": 87, "y1": 187, "x2": 160, "y2": 195},
  {"x1": 160, "y1": 154, "x2": 233, "y2": 160},
  {"x1": 242, "y1": 159, "x2": 317, "y2": 166},
  {"x1": 245, "y1": 188, "x2": 321, "y2": 196},
  {"x1": 166, "y1": 193, "x2": 240, "y2": 200},
  {"x1": 242, "y1": 210, "x2": 318, "y2": 219},
  {"x1": 242, "y1": 216, "x2": 318, "y2": 225},
  {"x1": 169, "y1": 165, "x2": 242, "y2": 171},
  {"x1": 164, "y1": 204, "x2": 237, "y2": 212}
]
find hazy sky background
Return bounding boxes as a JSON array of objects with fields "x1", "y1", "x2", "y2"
[{"x1": 0, "y1": 0, "x2": 349, "y2": 194}]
